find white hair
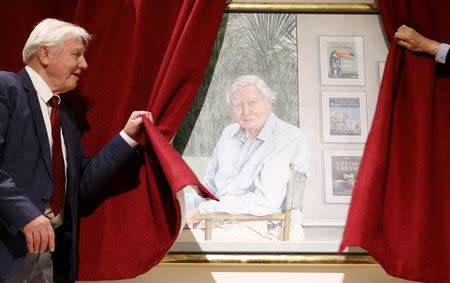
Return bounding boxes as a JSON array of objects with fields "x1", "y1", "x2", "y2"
[
  {"x1": 22, "y1": 18, "x2": 92, "y2": 64},
  {"x1": 226, "y1": 75, "x2": 276, "y2": 105}
]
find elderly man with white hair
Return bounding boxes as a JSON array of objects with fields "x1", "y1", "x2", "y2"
[
  {"x1": 0, "y1": 19, "x2": 152, "y2": 282},
  {"x1": 185, "y1": 75, "x2": 310, "y2": 241}
]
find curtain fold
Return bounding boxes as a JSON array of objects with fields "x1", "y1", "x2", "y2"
[
  {"x1": 75, "y1": 0, "x2": 225, "y2": 280},
  {"x1": 340, "y1": 1, "x2": 450, "y2": 282},
  {"x1": 1, "y1": 0, "x2": 225, "y2": 280}
]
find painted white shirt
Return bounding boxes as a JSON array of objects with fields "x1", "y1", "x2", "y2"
[{"x1": 192, "y1": 113, "x2": 310, "y2": 216}]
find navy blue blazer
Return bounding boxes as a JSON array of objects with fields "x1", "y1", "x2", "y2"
[{"x1": 0, "y1": 69, "x2": 137, "y2": 282}]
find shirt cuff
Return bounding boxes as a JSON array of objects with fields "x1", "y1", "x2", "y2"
[
  {"x1": 435, "y1": 43, "x2": 450, "y2": 64},
  {"x1": 119, "y1": 130, "x2": 138, "y2": 148},
  {"x1": 198, "y1": 200, "x2": 217, "y2": 214}
]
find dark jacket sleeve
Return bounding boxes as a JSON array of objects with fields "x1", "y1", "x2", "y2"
[
  {"x1": 0, "y1": 74, "x2": 42, "y2": 236},
  {"x1": 79, "y1": 134, "x2": 138, "y2": 201}
]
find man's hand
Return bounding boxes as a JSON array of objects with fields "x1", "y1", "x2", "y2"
[
  {"x1": 123, "y1": 111, "x2": 153, "y2": 141},
  {"x1": 395, "y1": 25, "x2": 440, "y2": 55},
  {"x1": 22, "y1": 215, "x2": 54, "y2": 254},
  {"x1": 186, "y1": 207, "x2": 202, "y2": 228}
]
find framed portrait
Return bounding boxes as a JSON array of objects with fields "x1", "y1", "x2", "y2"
[
  {"x1": 175, "y1": 11, "x2": 307, "y2": 252},
  {"x1": 321, "y1": 91, "x2": 368, "y2": 143},
  {"x1": 319, "y1": 35, "x2": 365, "y2": 86},
  {"x1": 169, "y1": 1, "x2": 386, "y2": 260},
  {"x1": 323, "y1": 149, "x2": 363, "y2": 204}
]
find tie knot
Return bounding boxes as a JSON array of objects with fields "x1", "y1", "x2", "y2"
[{"x1": 49, "y1": 96, "x2": 60, "y2": 108}]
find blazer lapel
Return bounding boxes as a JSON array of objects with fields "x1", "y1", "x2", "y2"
[{"x1": 18, "y1": 69, "x2": 53, "y2": 179}]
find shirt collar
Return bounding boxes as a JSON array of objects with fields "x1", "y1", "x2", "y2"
[
  {"x1": 232, "y1": 112, "x2": 276, "y2": 142},
  {"x1": 25, "y1": 66, "x2": 61, "y2": 104}
]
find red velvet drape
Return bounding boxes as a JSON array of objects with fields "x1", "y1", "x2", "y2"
[
  {"x1": 0, "y1": 1, "x2": 77, "y2": 70},
  {"x1": 75, "y1": 1, "x2": 224, "y2": 279},
  {"x1": 340, "y1": 1, "x2": 450, "y2": 282},
  {"x1": 1, "y1": 0, "x2": 225, "y2": 280}
]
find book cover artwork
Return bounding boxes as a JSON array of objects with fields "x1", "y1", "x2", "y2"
[
  {"x1": 320, "y1": 36, "x2": 365, "y2": 86},
  {"x1": 331, "y1": 155, "x2": 361, "y2": 197},
  {"x1": 327, "y1": 42, "x2": 358, "y2": 79},
  {"x1": 329, "y1": 97, "x2": 361, "y2": 136}
]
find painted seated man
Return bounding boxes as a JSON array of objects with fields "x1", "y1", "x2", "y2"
[{"x1": 183, "y1": 75, "x2": 310, "y2": 241}]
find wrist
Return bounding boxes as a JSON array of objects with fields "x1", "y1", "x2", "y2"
[
  {"x1": 425, "y1": 40, "x2": 440, "y2": 56},
  {"x1": 119, "y1": 130, "x2": 138, "y2": 147}
]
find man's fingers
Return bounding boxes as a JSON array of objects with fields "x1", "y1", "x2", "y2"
[
  {"x1": 32, "y1": 230, "x2": 41, "y2": 254},
  {"x1": 398, "y1": 24, "x2": 407, "y2": 31},
  {"x1": 22, "y1": 215, "x2": 53, "y2": 254},
  {"x1": 398, "y1": 24, "x2": 411, "y2": 33},
  {"x1": 394, "y1": 31, "x2": 406, "y2": 41},
  {"x1": 48, "y1": 227, "x2": 55, "y2": 252},
  {"x1": 24, "y1": 231, "x2": 34, "y2": 254},
  {"x1": 39, "y1": 228, "x2": 49, "y2": 253},
  {"x1": 397, "y1": 40, "x2": 412, "y2": 50},
  {"x1": 129, "y1": 111, "x2": 152, "y2": 120},
  {"x1": 146, "y1": 112, "x2": 154, "y2": 123}
]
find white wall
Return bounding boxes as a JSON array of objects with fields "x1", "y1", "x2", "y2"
[{"x1": 298, "y1": 14, "x2": 388, "y2": 246}]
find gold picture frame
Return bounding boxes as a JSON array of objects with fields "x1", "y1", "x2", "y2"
[
  {"x1": 225, "y1": 1, "x2": 379, "y2": 14},
  {"x1": 162, "y1": 254, "x2": 376, "y2": 265},
  {"x1": 168, "y1": 1, "x2": 382, "y2": 266}
]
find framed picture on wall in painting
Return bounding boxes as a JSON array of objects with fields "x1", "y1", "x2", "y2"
[
  {"x1": 321, "y1": 91, "x2": 368, "y2": 143},
  {"x1": 320, "y1": 35, "x2": 365, "y2": 86},
  {"x1": 323, "y1": 149, "x2": 363, "y2": 204}
]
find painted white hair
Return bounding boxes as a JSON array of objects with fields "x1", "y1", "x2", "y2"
[
  {"x1": 226, "y1": 75, "x2": 276, "y2": 105},
  {"x1": 22, "y1": 18, "x2": 91, "y2": 64}
]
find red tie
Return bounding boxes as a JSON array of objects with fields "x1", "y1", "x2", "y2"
[{"x1": 48, "y1": 96, "x2": 65, "y2": 216}]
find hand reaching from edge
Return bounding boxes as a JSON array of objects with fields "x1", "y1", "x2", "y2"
[{"x1": 395, "y1": 25, "x2": 440, "y2": 55}]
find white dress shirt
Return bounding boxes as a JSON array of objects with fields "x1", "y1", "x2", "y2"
[
  {"x1": 436, "y1": 43, "x2": 450, "y2": 64},
  {"x1": 192, "y1": 113, "x2": 310, "y2": 216}
]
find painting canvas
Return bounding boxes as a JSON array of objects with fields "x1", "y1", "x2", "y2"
[
  {"x1": 173, "y1": 13, "x2": 309, "y2": 252},
  {"x1": 170, "y1": 12, "x2": 387, "y2": 254}
]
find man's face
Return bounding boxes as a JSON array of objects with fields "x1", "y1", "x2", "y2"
[
  {"x1": 44, "y1": 37, "x2": 88, "y2": 94},
  {"x1": 230, "y1": 85, "x2": 272, "y2": 137}
]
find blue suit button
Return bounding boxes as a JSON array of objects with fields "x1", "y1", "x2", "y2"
[{"x1": 42, "y1": 197, "x2": 49, "y2": 203}]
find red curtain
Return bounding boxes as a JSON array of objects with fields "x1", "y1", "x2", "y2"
[
  {"x1": 75, "y1": 0, "x2": 224, "y2": 280},
  {"x1": 0, "y1": 1, "x2": 77, "y2": 71},
  {"x1": 340, "y1": 1, "x2": 450, "y2": 282},
  {"x1": 1, "y1": 0, "x2": 225, "y2": 280}
]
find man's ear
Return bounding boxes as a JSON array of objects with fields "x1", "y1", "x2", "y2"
[{"x1": 37, "y1": 45, "x2": 50, "y2": 66}]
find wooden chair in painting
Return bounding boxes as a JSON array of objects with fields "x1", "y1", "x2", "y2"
[{"x1": 197, "y1": 163, "x2": 307, "y2": 241}]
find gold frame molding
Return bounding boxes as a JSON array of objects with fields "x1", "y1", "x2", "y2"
[
  {"x1": 225, "y1": 2, "x2": 379, "y2": 14},
  {"x1": 164, "y1": 1, "x2": 379, "y2": 266},
  {"x1": 162, "y1": 254, "x2": 376, "y2": 265}
]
